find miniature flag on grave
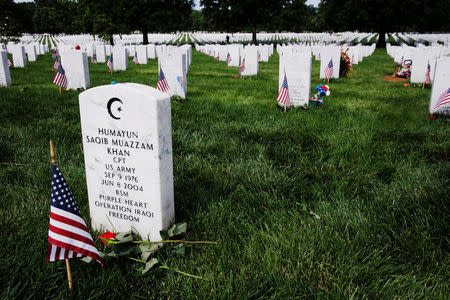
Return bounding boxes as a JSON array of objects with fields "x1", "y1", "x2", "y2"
[
  {"x1": 133, "y1": 54, "x2": 139, "y2": 65},
  {"x1": 90, "y1": 56, "x2": 97, "y2": 64},
  {"x1": 239, "y1": 58, "x2": 246, "y2": 75},
  {"x1": 51, "y1": 49, "x2": 59, "y2": 59},
  {"x1": 106, "y1": 56, "x2": 113, "y2": 72},
  {"x1": 277, "y1": 71, "x2": 291, "y2": 108},
  {"x1": 53, "y1": 56, "x2": 60, "y2": 69},
  {"x1": 226, "y1": 53, "x2": 231, "y2": 64},
  {"x1": 53, "y1": 64, "x2": 68, "y2": 88},
  {"x1": 47, "y1": 163, "x2": 102, "y2": 266},
  {"x1": 433, "y1": 88, "x2": 450, "y2": 111},
  {"x1": 424, "y1": 62, "x2": 431, "y2": 84},
  {"x1": 324, "y1": 59, "x2": 333, "y2": 81},
  {"x1": 157, "y1": 67, "x2": 170, "y2": 92},
  {"x1": 8, "y1": 57, "x2": 13, "y2": 67}
]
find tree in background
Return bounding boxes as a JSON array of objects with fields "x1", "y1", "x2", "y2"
[
  {"x1": 201, "y1": 0, "x2": 312, "y2": 44},
  {"x1": 318, "y1": 0, "x2": 449, "y2": 48},
  {"x1": 0, "y1": 0, "x2": 32, "y2": 43}
]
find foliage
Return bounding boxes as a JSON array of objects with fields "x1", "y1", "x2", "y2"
[
  {"x1": 339, "y1": 49, "x2": 352, "y2": 78},
  {"x1": 0, "y1": 0, "x2": 28, "y2": 43},
  {"x1": 201, "y1": 0, "x2": 315, "y2": 44},
  {"x1": 90, "y1": 223, "x2": 212, "y2": 279},
  {"x1": 319, "y1": 0, "x2": 450, "y2": 47}
]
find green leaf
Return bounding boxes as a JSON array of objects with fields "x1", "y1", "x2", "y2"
[
  {"x1": 160, "y1": 229, "x2": 169, "y2": 240},
  {"x1": 117, "y1": 235, "x2": 133, "y2": 244},
  {"x1": 107, "y1": 251, "x2": 119, "y2": 258},
  {"x1": 173, "y1": 223, "x2": 187, "y2": 235},
  {"x1": 167, "y1": 224, "x2": 176, "y2": 237},
  {"x1": 117, "y1": 247, "x2": 135, "y2": 257},
  {"x1": 175, "y1": 245, "x2": 186, "y2": 256},
  {"x1": 142, "y1": 258, "x2": 158, "y2": 274},
  {"x1": 139, "y1": 244, "x2": 159, "y2": 259},
  {"x1": 98, "y1": 251, "x2": 105, "y2": 258},
  {"x1": 115, "y1": 231, "x2": 132, "y2": 241},
  {"x1": 80, "y1": 257, "x2": 92, "y2": 264}
]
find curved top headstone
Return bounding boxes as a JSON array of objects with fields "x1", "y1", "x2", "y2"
[{"x1": 79, "y1": 83, "x2": 174, "y2": 241}]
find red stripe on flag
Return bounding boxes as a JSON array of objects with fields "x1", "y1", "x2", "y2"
[
  {"x1": 48, "y1": 224, "x2": 97, "y2": 248},
  {"x1": 48, "y1": 236, "x2": 102, "y2": 266},
  {"x1": 50, "y1": 212, "x2": 89, "y2": 232}
]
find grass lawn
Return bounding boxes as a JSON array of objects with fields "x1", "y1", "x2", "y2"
[{"x1": 0, "y1": 47, "x2": 448, "y2": 298}]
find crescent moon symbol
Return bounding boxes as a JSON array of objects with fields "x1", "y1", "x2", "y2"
[{"x1": 107, "y1": 97, "x2": 123, "y2": 120}]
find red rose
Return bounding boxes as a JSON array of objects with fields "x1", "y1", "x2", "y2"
[
  {"x1": 98, "y1": 232, "x2": 116, "y2": 246},
  {"x1": 234, "y1": 75, "x2": 238, "y2": 78},
  {"x1": 75, "y1": 45, "x2": 80, "y2": 50}
]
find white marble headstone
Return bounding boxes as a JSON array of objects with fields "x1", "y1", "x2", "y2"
[
  {"x1": 79, "y1": 83, "x2": 175, "y2": 241},
  {"x1": 0, "y1": 51, "x2": 12, "y2": 86},
  {"x1": 147, "y1": 44, "x2": 156, "y2": 59},
  {"x1": 279, "y1": 52, "x2": 311, "y2": 107},
  {"x1": 429, "y1": 58, "x2": 450, "y2": 115},
  {"x1": 158, "y1": 52, "x2": 187, "y2": 99},
  {"x1": 25, "y1": 45, "x2": 37, "y2": 62},
  {"x1": 11, "y1": 45, "x2": 26, "y2": 68},
  {"x1": 320, "y1": 46, "x2": 340, "y2": 79},
  {"x1": 113, "y1": 47, "x2": 128, "y2": 71},
  {"x1": 61, "y1": 50, "x2": 90, "y2": 89},
  {"x1": 241, "y1": 46, "x2": 259, "y2": 76},
  {"x1": 227, "y1": 44, "x2": 240, "y2": 67},
  {"x1": 410, "y1": 49, "x2": 432, "y2": 84},
  {"x1": 96, "y1": 45, "x2": 107, "y2": 63},
  {"x1": 136, "y1": 46, "x2": 148, "y2": 64}
]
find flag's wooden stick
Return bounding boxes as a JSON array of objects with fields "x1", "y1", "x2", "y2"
[
  {"x1": 422, "y1": 81, "x2": 425, "y2": 90},
  {"x1": 49, "y1": 140, "x2": 73, "y2": 290},
  {"x1": 65, "y1": 259, "x2": 73, "y2": 290},
  {"x1": 59, "y1": 86, "x2": 61, "y2": 94}
]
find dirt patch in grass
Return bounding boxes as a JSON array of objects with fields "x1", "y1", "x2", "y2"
[{"x1": 384, "y1": 75, "x2": 408, "y2": 82}]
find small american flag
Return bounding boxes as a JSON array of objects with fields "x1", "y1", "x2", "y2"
[
  {"x1": 8, "y1": 57, "x2": 13, "y2": 67},
  {"x1": 277, "y1": 71, "x2": 291, "y2": 107},
  {"x1": 133, "y1": 54, "x2": 139, "y2": 64},
  {"x1": 53, "y1": 56, "x2": 60, "y2": 69},
  {"x1": 433, "y1": 88, "x2": 450, "y2": 110},
  {"x1": 157, "y1": 67, "x2": 170, "y2": 93},
  {"x1": 239, "y1": 58, "x2": 246, "y2": 75},
  {"x1": 90, "y1": 56, "x2": 97, "y2": 64},
  {"x1": 424, "y1": 62, "x2": 431, "y2": 84},
  {"x1": 47, "y1": 164, "x2": 102, "y2": 265},
  {"x1": 52, "y1": 64, "x2": 68, "y2": 88},
  {"x1": 399, "y1": 56, "x2": 404, "y2": 65},
  {"x1": 226, "y1": 53, "x2": 231, "y2": 64},
  {"x1": 324, "y1": 59, "x2": 333, "y2": 80},
  {"x1": 106, "y1": 56, "x2": 113, "y2": 71},
  {"x1": 51, "y1": 49, "x2": 59, "y2": 59}
]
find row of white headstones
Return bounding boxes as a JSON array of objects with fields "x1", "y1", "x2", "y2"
[
  {"x1": 197, "y1": 43, "x2": 375, "y2": 107},
  {"x1": 0, "y1": 42, "x2": 192, "y2": 99},
  {"x1": 387, "y1": 43, "x2": 450, "y2": 114}
]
